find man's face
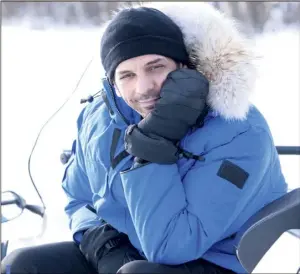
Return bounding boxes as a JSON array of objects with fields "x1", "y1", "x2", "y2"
[{"x1": 113, "y1": 54, "x2": 178, "y2": 117}]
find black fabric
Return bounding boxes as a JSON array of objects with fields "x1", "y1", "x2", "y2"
[
  {"x1": 117, "y1": 259, "x2": 236, "y2": 274},
  {"x1": 110, "y1": 128, "x2": 130, "y2": 169},
  {"x1": 138, "y1": 68, "x2": 209, "y2": 142},
  {"x1": 124, "y1": 68, "x2": 209, "y2": 164},
  {"x1": 79, "y1": 224, "x2": 144, "y2": 274},
  {"x1": 100, "y1": 7, "x2": 189, "y2": 80},
  {"x1": 217, "y1": 160, "x2": 249, "y2": 189},
  {"x1": 79, "y1": 224, "x2": 122, "y2": 272},
  {"x1": 85, "y1": 204, "x2": 97, "y2": 214},
  {"x1": 194, "y1": 104, "x2": 210, "y2": 129},
  {"x1": 1, "y1": 239, "x2": 235, "y2": 274},
  {"x1": 112, "y1": 150, "x2": 129, "y2": 169},
  {"x1": 124, "y1": 124, "x2": 179, "y2": 164},
  {"x1": 1, "y1": 242, "x2": 96, "y2": 274},
  {"x1": 110, "y1": 128, "x2": 121, "y2": 166}
]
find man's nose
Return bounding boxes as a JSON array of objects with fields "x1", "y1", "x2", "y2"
[{"x1": 135, "y1": 75, "x2": 155, "y2": 95}]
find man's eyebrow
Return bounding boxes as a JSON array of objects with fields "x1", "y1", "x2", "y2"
[
  {"x1": 116, "y1": 58, "x2": 165, "y2": 76},
  {"x1": 117, "y1": 70, "x2": 133, "y2": 76},
  {"x1": 145, "y1": 58, "x2": 164, "y2": 66}
]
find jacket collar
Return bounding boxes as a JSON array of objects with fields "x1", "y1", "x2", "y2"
[{"x1": 101, "y1": 77, "x2": 141, "y2": 126}]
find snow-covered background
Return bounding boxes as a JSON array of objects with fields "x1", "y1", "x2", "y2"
[{"x1": 1, "y1": 23, "x2": 299, "y2": 261}]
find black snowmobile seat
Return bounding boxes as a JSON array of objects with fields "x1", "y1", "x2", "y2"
[{"x1": 236, "y1": 187, "x2": 300, "y2": 273}]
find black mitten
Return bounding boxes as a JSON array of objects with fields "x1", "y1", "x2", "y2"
[
  {"x1": 125, "y1": 68, "x2": 209, "y2": 164},
  {"x1": 79, "y1": 224, "x2": 123, "y2": 272},
  {"x1": 139, "y1": 68, "x2": 209, "y2": 142},
  {"x1": 80, "y1": 224, "x2": 144, "y2": 274}
]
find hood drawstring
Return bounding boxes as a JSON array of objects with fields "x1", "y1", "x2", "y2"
[
  {"x1": 80, "y1": 90, "x2": 102, "y2": 104},
  {"x1": 177, "y1": 147, "x2": 206, "y2": 162}
]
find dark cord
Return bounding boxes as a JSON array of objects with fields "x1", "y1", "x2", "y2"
[{"x1": 27, "y1": 57, "x2": 94, "y2": 211}]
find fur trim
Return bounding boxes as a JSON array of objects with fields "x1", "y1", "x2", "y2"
[{"x1": 104, "y1": 2, "x2": 258, "y2": 120}]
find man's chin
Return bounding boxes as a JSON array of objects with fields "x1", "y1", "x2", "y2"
[{"x1": 141, "y1": 106, "x2": 155, "y2": 118}]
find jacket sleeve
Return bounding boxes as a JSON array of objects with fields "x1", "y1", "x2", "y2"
[
  {"x1": 120, "y1": 127, "x2": 273, "y2": 264},
  {"x1": 61, "y1": 109, "x2": 103, "y2": 243}
]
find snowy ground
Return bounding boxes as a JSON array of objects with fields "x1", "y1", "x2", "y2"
[{"x1": 1, "y1": 25, "x2": 299, "y2": 263}]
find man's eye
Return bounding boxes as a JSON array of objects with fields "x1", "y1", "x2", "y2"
[
  {"x1": 120, "y1": 73, "x2": 134, "y2": 80},
  {"x1": 149, "y1": 65, "x2": 164, "y2": 71}
]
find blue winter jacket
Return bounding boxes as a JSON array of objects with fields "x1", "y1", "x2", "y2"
[
  {"x1": 62, "y1": 3, "x2": 288, "y2": 273},
  {"x1": 62, "y1": 79, "x2": 287, "y2": 273}
]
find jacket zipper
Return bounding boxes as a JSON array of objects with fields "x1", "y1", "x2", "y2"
[{"x1": 106, "y1": 79, "x2": 130, "y2": 126}]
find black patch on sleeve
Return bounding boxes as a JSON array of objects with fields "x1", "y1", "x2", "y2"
[{"x1": 217, "y1": 160, "x2": 249, "y2": 189}]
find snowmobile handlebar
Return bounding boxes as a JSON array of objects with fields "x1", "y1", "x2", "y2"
[
  {"x1": 24, "y1": 204, "x2": 45, "y2": 218},
  {"x1": 1, "y1": 191, "x2": 47, "y2": 260},
  {"x1": 1, "y1": 191, "x2": 45, "y2": 223},
  {"x1": 276, "y1": 146, "x2": 300, "y2": 155}
]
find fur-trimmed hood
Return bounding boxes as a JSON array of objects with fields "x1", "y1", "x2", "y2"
[{"x1": 101, "y1": 2, "x2": 258, "y2": 120}]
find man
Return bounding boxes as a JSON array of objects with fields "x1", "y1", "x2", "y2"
[{"x1": 1, "y1": 2, "x2": 287, "y2": 274}]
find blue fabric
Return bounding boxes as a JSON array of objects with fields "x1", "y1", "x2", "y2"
[
  {"x1": 1, "y1": 215, "x2": 9, "y2": 223},
  {"x1": 62, "y1": 82, "x2": 288, "y2": 273},
  {"x1": 73, "y1": 231, "x2": 84, "y2": 245}
]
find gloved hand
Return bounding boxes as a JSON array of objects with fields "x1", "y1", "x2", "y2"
[
  {"x1": 124, "y1": 68, "x2": 209, "y2": 164},
  {"x1": 79, "y1": 224, "x2": 144, "y2": 274}
]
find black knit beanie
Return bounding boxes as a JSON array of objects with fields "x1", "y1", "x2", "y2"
[{"x1": 100, "y1": 7, "x2": 189, "y2": 81}]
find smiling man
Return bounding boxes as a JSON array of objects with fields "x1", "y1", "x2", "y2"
[
  {"x1": 1, "y1": 3, "x2": 288, "y2": 274},
  {"x1": 114, "y1": 55, "x2": 180, "y2": 117}
]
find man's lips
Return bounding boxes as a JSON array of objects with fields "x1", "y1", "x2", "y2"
[{"x1": 138, "y1": 97, "x2": 160, "y2": 107}]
